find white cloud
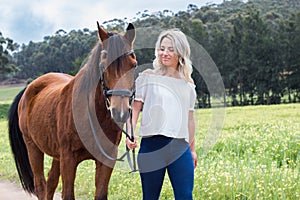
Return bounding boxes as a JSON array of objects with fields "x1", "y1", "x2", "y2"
[{"x1": 0, "y1": 0, "x2": 224, "y2": 44}]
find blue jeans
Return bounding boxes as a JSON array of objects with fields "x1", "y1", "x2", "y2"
[{"x1": 138, "y1": 135, "x2": 194, "y2": 200}]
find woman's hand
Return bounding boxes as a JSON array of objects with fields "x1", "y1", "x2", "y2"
[
  {"x1": 126, "y1": 137, "x2": 138, "y2": 150},
  {"x1": 191, "y1": 151, "x2": 198, "y2": 169}
]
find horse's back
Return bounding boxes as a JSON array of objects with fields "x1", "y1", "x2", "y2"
[
  {"x1": 18, "y1": 73, "x2": 74, "y2": 156},
  {"x1": 19, "y1": 73, "x2": 73, "y2": 113},
  {"x1": 26, "y1": 73, "x2": 72, "y2": 96}
]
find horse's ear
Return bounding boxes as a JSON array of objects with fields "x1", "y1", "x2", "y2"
[
  {"x1": 97, "y1": 21, "x2": 109, "y2": 43},
  {"x1": 124, "y1": 23, "x2": 136, "y2": 44}
]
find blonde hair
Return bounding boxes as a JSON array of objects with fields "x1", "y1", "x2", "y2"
[{"x1": 153, "y1": 29, "x2": 193, "y2": 82}]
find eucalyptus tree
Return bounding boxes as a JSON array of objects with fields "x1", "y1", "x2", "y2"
[{"x1": 0, "y1": 32, "x2": 18, "y2": 79}]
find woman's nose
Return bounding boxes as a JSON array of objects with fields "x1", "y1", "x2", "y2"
[{"x1": 162, "y1": 50, "x2": 169, "y2": 56}]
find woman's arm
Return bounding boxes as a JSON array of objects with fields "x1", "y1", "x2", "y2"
[
  {"x1": 131, "y1": 100, "x2": 143, "y2": 130},
  {"x1": 188, "y1": 110, "x2": 198, "y2": 169},
  {"x1": 126, "y1": 100, "x2": 143, "y2": 149}
]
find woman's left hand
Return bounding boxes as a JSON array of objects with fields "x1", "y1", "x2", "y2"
[
  {"x1": 126, "y1": 136, "x2": 138, "y2": 150},
  {"x1": 191, "y1": 151, "x2": 198, "y2": 169}
]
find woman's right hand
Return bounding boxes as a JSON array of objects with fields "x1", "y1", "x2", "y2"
[{"x1": 126, "y1": 137, "x2": 138, "y2": 150}]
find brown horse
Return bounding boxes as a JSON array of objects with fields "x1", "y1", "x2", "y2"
[{"x1": 8, "y1": 22, "x2": 137, "y2": 200}]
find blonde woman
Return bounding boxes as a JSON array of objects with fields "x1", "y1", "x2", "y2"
[{"x1": 127, "y1": 29, "x2": 197, "y2": 200}]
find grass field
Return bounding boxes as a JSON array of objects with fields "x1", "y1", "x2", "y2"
[{"x1": 0, "y1": 86, "x2": 299, "y2": 199}]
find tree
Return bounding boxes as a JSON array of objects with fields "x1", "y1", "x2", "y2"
[
  {"x1": 14, "y1": 29, "x2": 97, "y2": 79},
  {"x1": 6, "y1": 0, "x2": 300, "y2": 105},
  {"x1": 284, "y1": 12, "x2": 300, "y2": 102},
  {"x1": 0, "y1": 32, "x2": 18, "y2": 79}
]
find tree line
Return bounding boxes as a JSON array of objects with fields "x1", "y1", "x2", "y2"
[{"x1": 1, "y1": 0, "x2": 299, "y2": 106}]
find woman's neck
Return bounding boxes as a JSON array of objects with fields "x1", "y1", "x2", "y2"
[{"x1": 157, "y1": 66, "x2": 181, "y2": 79}]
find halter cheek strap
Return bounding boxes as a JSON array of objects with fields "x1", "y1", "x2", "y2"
[
  {"x1": 98, "y1": 48, "x2": 138, "y2": 172},
  {"x1": 99, "y1": 49, "x2": 136, "y2": 110}
]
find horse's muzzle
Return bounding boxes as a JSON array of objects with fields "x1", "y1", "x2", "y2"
[{"x1": 111, "y1": 107, "x2": 130, "y2": 123}]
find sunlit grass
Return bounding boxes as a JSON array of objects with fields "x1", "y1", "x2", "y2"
[
  {"x1": 1, "y1": 95, "x2": 299, "y2": 199},
  {"x1": 0, "y1": 86, "x2": 24, "y2": 101}
]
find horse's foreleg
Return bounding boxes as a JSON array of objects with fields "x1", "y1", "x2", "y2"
[
  {"x1": 46, "y1": 159, "x2": 60, "y2": 200},
  {"x1": 60, "y1": 152, "x2": 77, "y2": 200},
  {"x1": 26, "y1": 142, "x2": 46, "y2": 200},
  {"x1": 94, "y1": 161, "x2": 114, "y2": 200}
]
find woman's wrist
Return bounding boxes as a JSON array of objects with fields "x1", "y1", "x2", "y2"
[{"x1": 189, "y1": 139, "x2": 196, "y2": 152}]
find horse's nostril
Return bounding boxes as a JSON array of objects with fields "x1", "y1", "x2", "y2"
[
  {"x1": 122, "y1": 110, "x2": 130, "y2": 121},
  {"x1": 111, "y1": 108, "x2": 130, "y2": 123}
]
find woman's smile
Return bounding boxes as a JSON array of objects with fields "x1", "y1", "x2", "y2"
[{"x1": 158, "y1": 37, "x2": 179, "y2": 70}]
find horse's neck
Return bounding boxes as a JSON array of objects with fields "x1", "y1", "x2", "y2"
[{"x1": 95, "y1": 84, "x2": 109, "y2": 115}]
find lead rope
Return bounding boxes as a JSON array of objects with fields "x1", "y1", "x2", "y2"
[
  {"x1": 128, "y1": 79, "x2": 138, "y2": 172},
  {"x1": 86, "y1": 90, "x2": 117, "y2": 161},
  {"x1": 115, "y1": 102, "x2": 139, "y2": 172},
  {"x1": 128, "y1": 108, "x2": 138, "y2": 172},
  {"x1": 98, "y1": 50, "x2": 138, "y2": 172},
  {"x1": 87, "y1": 87, "x2": 138, "y2": 172}
]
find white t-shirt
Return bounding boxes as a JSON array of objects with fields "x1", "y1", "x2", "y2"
[{"x1": 135, "y1": 72, "x2": 197, "y2": 142}]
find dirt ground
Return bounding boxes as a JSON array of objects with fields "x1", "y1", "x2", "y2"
[
  {"x1": 0, "y1": 78, "x2": 26, "y2": 86},
  {"x1": 0, "y1": 181, "x2": 61, "y2": 200}
]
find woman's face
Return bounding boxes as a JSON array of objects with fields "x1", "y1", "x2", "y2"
[{"x1": 158, "y1": 37, "x2": 179, "y2": 70}]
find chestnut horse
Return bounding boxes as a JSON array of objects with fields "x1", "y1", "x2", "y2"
[{"x1": 8, "y1": 22, "x2": 137, "y2": 200}]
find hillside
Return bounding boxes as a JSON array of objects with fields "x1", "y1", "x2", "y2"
[{"x1": 1, "y1": 0, "x2": 300, "y2": 106}]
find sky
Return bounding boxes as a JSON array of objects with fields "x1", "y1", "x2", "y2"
[{"x1": 0, "y1": 0, "x2": 225, "y2": 45}]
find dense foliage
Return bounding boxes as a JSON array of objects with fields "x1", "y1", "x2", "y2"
[
  {"x1": 1, "y1": 0, "x2": 300, "y2": 106},
  {"x1": 0, "y1": 32, "x2": 18, "y2": 79},
  {"x1": 13, "y1": 29, "x2": 98, "y2": 79}
]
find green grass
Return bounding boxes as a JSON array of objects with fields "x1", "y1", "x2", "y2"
[
  {"x1": 0, "y1": 86, "x2": 24, "y2": 102},
  {"x1": 0, "y1": 86, "x2": 24, "y2": 119},
  {"x1": 0, "y1": 86, "x2": 300, "y2": 199},
  {"x1": 194, "y1": 104, "x2": 300, "y2": 199},
  {"x1": 0, "y1": 103, "x2": 10, "y2": 119}
]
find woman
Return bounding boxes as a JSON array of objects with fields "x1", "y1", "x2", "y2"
[{"x1": 126, "y1": 29, "x2": 197, "y2": 200}]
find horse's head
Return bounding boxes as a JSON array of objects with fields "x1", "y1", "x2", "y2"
[{"x1": 97, "y1": 22, "x2": 137, "y2": 124}]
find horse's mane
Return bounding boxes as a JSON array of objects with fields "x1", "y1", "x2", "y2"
[
  {"x1": 80, "y1": 33, "x2": 127, "y2": 76},
  {"x1": 74, "y1": 43, "x2": 102, "y2": 103},
  {"x1": 72, "y1": 38, "x2": 120, "y2": 167},
  {"x1": 82, "y1": 43, "x2": 102, "y2": 75},
  {"x1": 76, "y1": 33, "x2": 128, "y2": 96}
]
